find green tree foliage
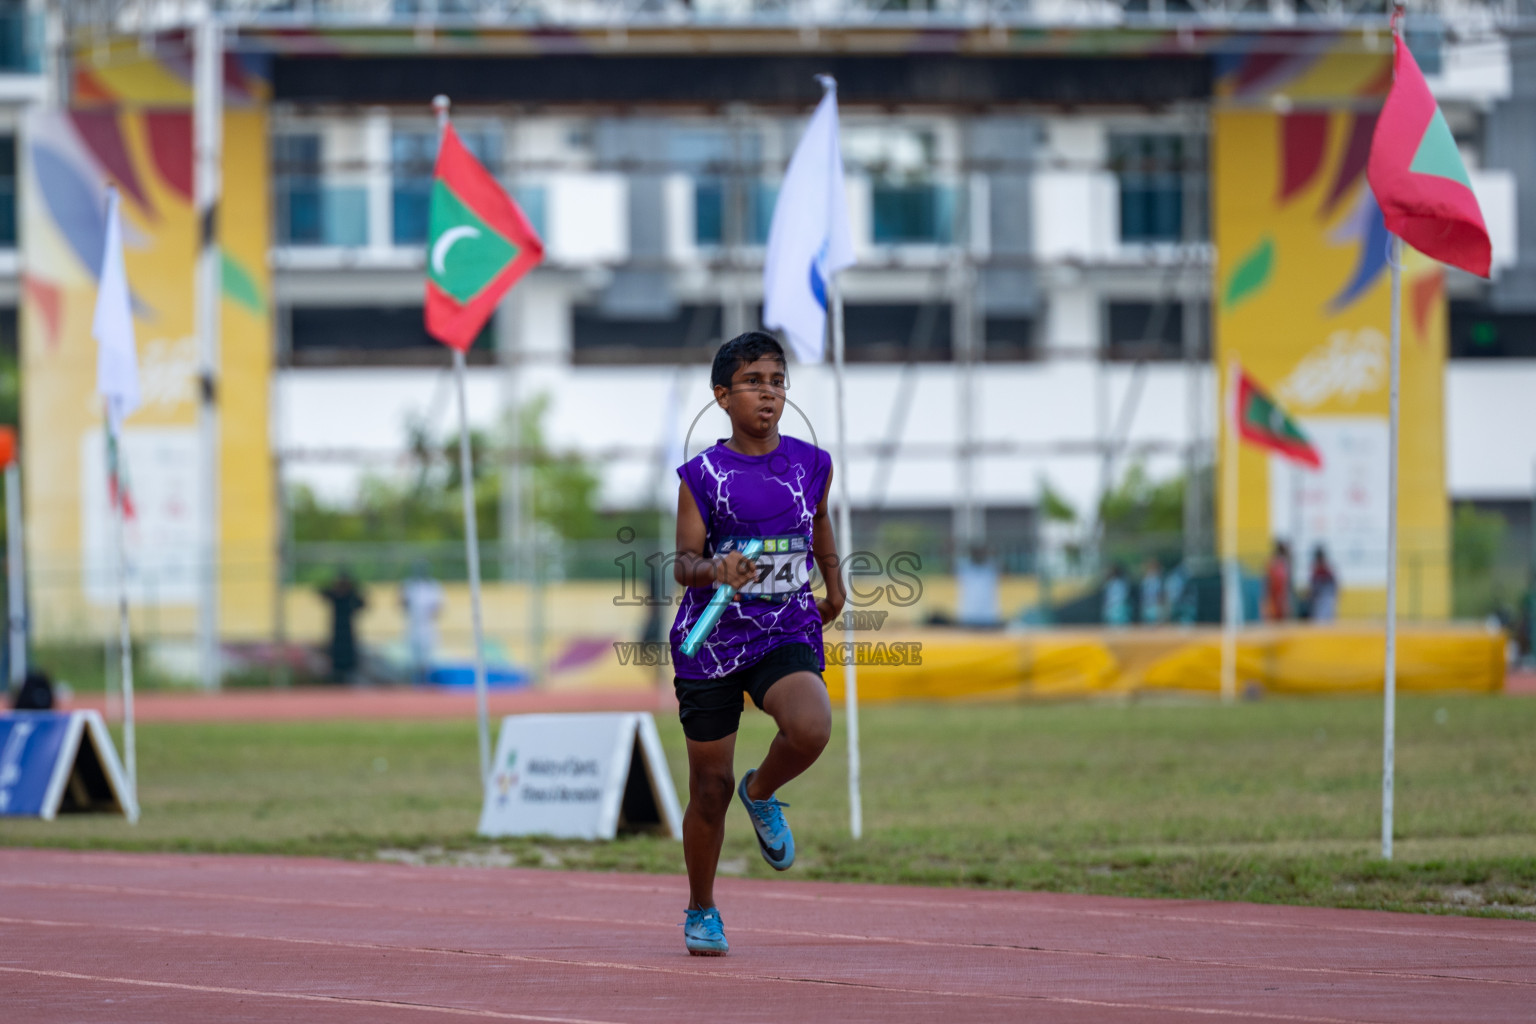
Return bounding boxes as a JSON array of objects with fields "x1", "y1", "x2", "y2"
[
  {"x1": 516, "y1": 394, "x2": 603, "y2": 541},
  {"x1": 1100, "y1": 461, "x2": 1185, "y2": 541},
  {"x1": 1092, "y1": 461, "x2": 1218, "y2": 573},
  {"x1": 1450, "y1": 502, "x2": 1514, "y2": 619},
  {"x1": 1038, "y1": 478, "x2": 1079, "y2": 525},
  {"x1": 1452, "y1": 502, "x2": 1504, "y2": 580}
]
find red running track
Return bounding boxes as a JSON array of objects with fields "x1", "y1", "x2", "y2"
[
  {"x1": 1, "y1": 849, "x2": 1532, "y2": 1023},
  {"x1": 67, "y1": 686, "x2": 675, "y2": 723}
]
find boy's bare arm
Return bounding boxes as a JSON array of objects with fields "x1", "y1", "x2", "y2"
[
  {"x1": 811, "y1": 466, "x2": 846, "y2": 626},
  {"x1": 674, "y1": 481, "x2": 756, "y2": 591}
]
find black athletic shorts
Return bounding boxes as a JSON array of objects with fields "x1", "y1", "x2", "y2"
[{"x1": 673, "y1": 643, "x2": 824, "y2": 743}]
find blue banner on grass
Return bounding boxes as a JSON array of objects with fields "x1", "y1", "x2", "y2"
[{"x1": 0, "y1": 712, "x2": 74, "y2": 816}]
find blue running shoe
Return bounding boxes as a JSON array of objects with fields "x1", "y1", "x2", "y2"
[
  {"x1": 683, "y1": 906, "x2": 729, "y2": 956},
  {"x1": 738, "y1": 769, "x2": 795, "y2": 870}
]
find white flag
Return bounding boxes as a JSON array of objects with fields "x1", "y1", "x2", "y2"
[
  {"x1": 94, "y1": 190, "x2": 140, "y2": 436},
  {"x1": 763, "y1": 76, "x2": 856, "y2": 364}
]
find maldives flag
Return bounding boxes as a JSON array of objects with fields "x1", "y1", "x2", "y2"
[
  {"x1": 1232, "y1": 366, "x2": 1321, "y2": 469},
  {"x1": 425, "y1": 124, "x2": 544, "y2": 351},
  {"x1": 1367, "y1": 32, "x2": 1491, "y2": 277}
]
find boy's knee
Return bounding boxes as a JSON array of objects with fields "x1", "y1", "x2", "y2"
[
  {"x1": 690, "y1": 765, "x2": 735, "y2": 813},
  {"x1": 790, "y1": 712, "x2": 831, "y2": 756}
]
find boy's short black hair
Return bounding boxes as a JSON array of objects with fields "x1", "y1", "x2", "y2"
[{"x1": 712, "y1": 331, "x2": 786, "y2": 390}]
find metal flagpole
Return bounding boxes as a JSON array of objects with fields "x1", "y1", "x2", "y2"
[
  {"x1": 1221, "y1": 359, "x2": 1240, "y2": 703},
  {"x1": 1383, "y1": 235, "x2": 1403, "y2": 860},
  {"x1": 108, "y1": 426, "x2": 137, "y2": 804},
  {"x1": 829, "y1": 276, "x2": 862, "y2": 839},
  {"x1": 455, "y1": 346, "x2": 492, "y2": 785},
  {"x1": 6, "y1": 459, "x2": 26, "y2": 688},
  {"x1": 435, "y1": 95, "x2": 493, "y2": 786},
  {"x1": 193, "y1": 11, "x2": 223, "y2": 691}
]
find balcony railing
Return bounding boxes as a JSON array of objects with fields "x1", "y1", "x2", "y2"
[{"x1": 80, "y1": 0, "x2": 1519, "y2": 33}]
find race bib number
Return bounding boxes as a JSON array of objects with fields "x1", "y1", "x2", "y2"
[{"x1": 719, "y1": 535, "x2": 811, "y2": 597}]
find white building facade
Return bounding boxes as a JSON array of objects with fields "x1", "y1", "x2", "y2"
[{"x1": 30, "y1": 2, "x2": 1536, "y2": 583}]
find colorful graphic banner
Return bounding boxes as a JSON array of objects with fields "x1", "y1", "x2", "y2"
[
  {"x1": 1214, "y1": 46, "x2": 1449, "y2": 619},
  {"x1": 20, "y1": 40, "x2": 275, "y2": 640}
]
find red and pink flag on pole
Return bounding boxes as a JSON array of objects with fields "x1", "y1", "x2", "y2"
[{"x1": 1366, "y1": 28, "x2": 1491, "y2": 277}]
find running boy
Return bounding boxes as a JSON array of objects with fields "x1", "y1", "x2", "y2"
[{"x1": 671, "y1": 330, "x2": 844, "y2": 956}]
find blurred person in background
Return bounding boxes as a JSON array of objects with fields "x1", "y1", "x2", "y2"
[
  {"x1": 319, "y1": 568, "x2": 368, "y2": 684},
  {"x1": 1103, "y1": 564, "x2": 1131, "y2": 628},
  {"x1": 1139, "y1": 556, "x2": 1164, "y2": 625},
  {"x1": 10, "y1": 669, "x2": 54, "y2": 710},
  {"x1": 1307, "y1": 546, "x2": 1339, "y2": 623},
  {"x1": 956, "y1": 543, "x2": 1002, "y2": 627},
  {"x1": 401, "y1": 562, "x2": 444, "y2": 685},
  {"x1": 1264, "y1": 540, "x2": 1293, "y2": 621},
  {"x1": 1164, "y1": 559, "x2": 1198, "y2": 625}
]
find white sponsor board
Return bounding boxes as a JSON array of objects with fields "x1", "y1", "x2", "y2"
[
  {"x1": 1269, "y1": 416, "x2": 1390, "y2": 589},
  {"x1": 477, "y1": 713, "x2": 683, "y2": 841},
  {"x1": 81, "y1": 427, "x2": 205, "y2": 606}
]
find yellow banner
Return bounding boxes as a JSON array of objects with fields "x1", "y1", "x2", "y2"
[
  {"x1": 20, "y1": 42, "x2": 275, "y2": 642},
  {"x1": 1213, "y1": 99, "x2": 1449, "y2": 619},
  {"x1": 816, "y1": 627, "x2": 1500, "y2": 701}
]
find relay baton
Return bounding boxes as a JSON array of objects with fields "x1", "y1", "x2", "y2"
[{"x1": 680, "y1": 537, "x2": 764, "y2": 657}]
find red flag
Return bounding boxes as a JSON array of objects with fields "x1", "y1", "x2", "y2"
[
  {"x1": 1232, "y1": 366, "x2": 1321, "y2": 469},
  {"x1": 425, "y1": 124, "x2": 544, "y2": 351},
  {"x1": 1366, "y1": 32, "x2": 1490, "y2": 277}
]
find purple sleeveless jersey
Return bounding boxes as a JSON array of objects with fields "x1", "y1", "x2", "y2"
[{"x1": 671, "y1": 434, "x2": 832, "y2": 679}]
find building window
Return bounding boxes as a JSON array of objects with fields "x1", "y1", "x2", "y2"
[
  {"x1": 392, "y1": 129, "x2": 439, "y2": 245},
  {"x1": 1109, "y1": 133, "x2": 1207, "y2": 244},
  {"x1": 845, "y1": 304, "x2": 953, "y2": 363},
  {"x1": 672, "y1": 127, "x2": 771, "y2": 247},
  {"x1": 1105, "y1": 301, "x2": 1209, "y2": 361},
  {"x1": 984, "y1": 315, "x2": 1035, "y2": 361},
  {"x1": 847, "y1": 126, "x2": 956, "y2": 245},
  {"x1": 389, "y1": 127, "x2": 544, "y2": 245},
  {"x1": 0, "y1": 7, "x2": 37, "y2": 74},
  {"x1": 285, "y1": 306, "x2": 493, "y2": 366},
  {"x1": 872, "y1": 184, "x2": 956, "y2": 245},
  {"x1": 571, "y1": 304, "x2": 724, "y2": 365},
  {"x1": 694, "y1": 180, "x2": 776, "y2": 247},
  {"x1": 1121, "y1": 0, "x2": 1198, "y2": 15},
  {"x1": 273, "y1": 132, "x2": 367, "y2": 247},
  {"x1": 0, "y1": 135, "x2": 14, "y2": 247},
  {"x1": 1450, "y1": 301, "x2": 1536, "y2": 358}
]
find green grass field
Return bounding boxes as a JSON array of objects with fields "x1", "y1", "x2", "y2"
[{"x1": 3, "y1": 694, "x2": 1533, "y2": 917}]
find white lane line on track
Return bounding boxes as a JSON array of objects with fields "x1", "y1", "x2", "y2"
[
  {"x1": 728, "y1": 888, "x2": 1536, "y2": 946},
  {"x1": 13, "y1": 850, "x2": 1529, "y2": 949},
  {"x1": 1, "y1": 881, "x2": 1531, "y2": 991},
  {"x1": 0, "y1": 925, "x2": 1387, "y2": 1024},
  {"x1": 0, "y1": 966, "x2": 621, "y2": 1024}
]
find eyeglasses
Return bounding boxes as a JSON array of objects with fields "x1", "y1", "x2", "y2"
[{"x1": 730, "y1": 374, "x2": 789, "y2": 394}]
